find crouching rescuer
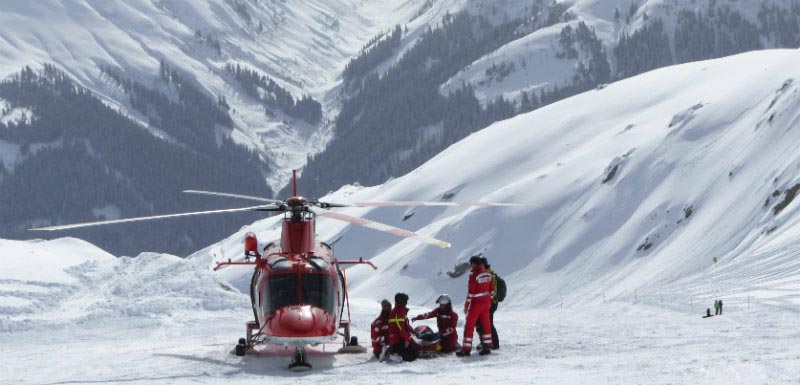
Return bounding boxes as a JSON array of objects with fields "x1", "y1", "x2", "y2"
[
  {"x1": 457, "y1": 256, "x2": 494, "y2": 356},
  {"x1": 371, "y1": 299, "x2": 392, "y2": 359},
  {"x1": 411, "y1": 294, "x2": 460, "y2": 353},
  {"x1": 387, "y1": 293, "x2": 418, "y2": 362}
]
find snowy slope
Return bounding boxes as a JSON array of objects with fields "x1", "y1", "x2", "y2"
[
  {"x1": 4, "y1": 46, "x2": 800, "y2": 385},
  {"x1": 348, "y1": 49, "x2": 800, "y2": 308},
  {"x1": 196, "y1": 49, "x2": 800, "y2": 313},
  {"x1": 0, "y1": 0, "x2": 425, "y2": 190}
]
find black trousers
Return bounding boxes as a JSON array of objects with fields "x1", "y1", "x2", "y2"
[
  {"x1": 476, "y1": 302, "x2": 499, "y2": 349},
  {"x1": 390, "y1": 342, "x2": 418, "y2": 362}
]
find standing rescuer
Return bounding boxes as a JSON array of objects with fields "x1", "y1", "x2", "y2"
[
  {"x1": 457, "y1": 256, "x2": 494, "y2": 357},
  {"x1": 476, "y1": 257, "x2": 502, "y2": 350},
  {"x1": 387, "y1": 292, "x2": 418, "y2": 362},
  {"x1": 411, "y1": 294, "x2": 460, "y2": 353},
  {"x1": 371, "y1": 299, "x2": 392, "y2": 359}
]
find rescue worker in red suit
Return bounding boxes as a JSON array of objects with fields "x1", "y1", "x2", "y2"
[
  {"x1": 387, "y1": 293, "x2": 418, "y2": 362},
  {"x1": 457, "y1": 256, "x2": 494, "y2": 356},
  {"x1": 245, "y1": 232, "x2": 262, "y2": 326},
  {"x1": 475, "y1": 257, "x2": 500, "y2": 350},
  {"x1": 411, "y1": 294, "x2": 459, "y2": 353},
  {"x1": 371, "y1": 299, "x2": 392, "y2": 359}
]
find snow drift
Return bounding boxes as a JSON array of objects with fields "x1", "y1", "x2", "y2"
[{"x1": 0, "y1": 237, "x2": 244, "y2": 334}]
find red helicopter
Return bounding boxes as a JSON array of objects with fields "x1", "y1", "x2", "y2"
[{"x1": 32, "y1": 170, "x2": 528, "y2": 370}]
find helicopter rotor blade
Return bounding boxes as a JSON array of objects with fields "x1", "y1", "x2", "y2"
[
  {"x1": 306, "y1": 206, "x2": 451, "y2": 249},
  {"x1": 29, "y1": 205, "x2": 279, "y2": 231},
  {"x1": 183, "y1": 190, "x2": 283, "y2": 205},
  {"x1": 311, "y1": 201, "x2": 350, "y2": 209},
  {"x1": 352, "y1": 201, "x2": 535, "y2": 207}
]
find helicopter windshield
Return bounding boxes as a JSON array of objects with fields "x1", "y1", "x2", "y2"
[
  {"x1": 265, "y1": 274, "x2": 297, "y2": 314},
  {"x1": 302, "y1": 274, "x2": 335, "y2": 314},
  {"x1": 264, "y1": 273, "x2": 335, "y2": 314}
]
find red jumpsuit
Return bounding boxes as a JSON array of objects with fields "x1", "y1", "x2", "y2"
[
  {"x1": 387, "y1": 306, "x2": 413, "y2": 347},
  {"x1": 462, "y1": 266, "x2": 494, "y2": 352},
  {"x1": 387, "y1": 305, "x2": 418, "y2": 361},
  {"x1": 415, "y1": 307, "x2": 459, "y2": 352},
  {"x1": 370, "y1": 315, "x2": 389, "y2": 357}
]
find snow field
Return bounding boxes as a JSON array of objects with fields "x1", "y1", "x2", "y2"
[{"x1": 2, "y1": 289, "x2": 798, "y2": 384}]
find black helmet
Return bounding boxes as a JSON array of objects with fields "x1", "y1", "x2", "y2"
[
  {"x1": 414, "y1": 325, "x2": 436, "y2": 342},
  {"x1": 395, "y1": 292, "x2": 409, "y2": 305}
]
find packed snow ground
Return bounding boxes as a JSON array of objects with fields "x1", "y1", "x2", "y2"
[{"x1": 1, "y1": 237, "x2": 799, "y2": 384}]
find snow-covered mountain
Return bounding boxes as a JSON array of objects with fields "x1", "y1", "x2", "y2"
[
  {"x1": 0, "y1": 0, "x2": 438, "y2": 255},
  {"x1": 4, "y1": 0, "x2": 798, "y2": 256},
  {"x1": 5, "y1": 49, "x2": 800, "y2": 384},
  {"x1": 198, "y1": 49, "x2": 800, "y2": 312},
  {"x1": 441, "y1": 0, "x2": 799, "y2": 105},
  {"x1": 296, "y1": 0, "x2": 800, "y2": 199},
  {"x1": 0, "y1": 0, "x2": 429, "y2": 189}
]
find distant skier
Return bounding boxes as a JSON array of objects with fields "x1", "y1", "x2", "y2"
[
  {"x1": 457, "y1": 256, "x2": 494, "y2": 357},
  {"x1": 387, "y1": 293, "x2": 418, "y2": 362},
  {"x1": 371, "y1": 299, "x2": 392, "y2": 359},
  {"x1": 476, "y1": 257, "x2": 503, "y2": 350},
  {"x1": 411, "y1": 294, "x2": 460, "y2": 353},
  {"x1": 714, "y1": 300, "x2": 721, "y2": 315},
  {"x1": 703, "y1": 308, "x2": 713, "y2": 318}
]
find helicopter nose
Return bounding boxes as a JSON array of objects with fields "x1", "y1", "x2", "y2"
[{"x1": 279, "y1": 306, "x2": 315, "y2": 333}]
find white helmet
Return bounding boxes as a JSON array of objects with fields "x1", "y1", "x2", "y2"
[{"x1": 436, "y1": 294, "x2": 451, "y2": 305}]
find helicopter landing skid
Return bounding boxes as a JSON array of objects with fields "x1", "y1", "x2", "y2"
[
  {"x1": 289, "y1": 346, "x2": 312, "y2": 371},
  {"x1": 337, "y1": 334, "x2": 367, "y2": 354}
]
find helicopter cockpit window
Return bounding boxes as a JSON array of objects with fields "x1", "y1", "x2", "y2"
[
  {"x1": 302, "y1": 274, "x2": 335, "y2": 314},
  {"x1": 268, "y1": 256, "x2": 292, "y2": 270},
  {"x1": 308, "y1": 256, "x2": 330, "y2": 270},
  {"x1": 265, "y1": 274, "x2": 297, "y2": 314}
]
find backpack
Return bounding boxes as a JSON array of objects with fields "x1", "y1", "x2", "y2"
[{"x1": 495, "y1": 275, "x2": 507, "y2": 302}]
